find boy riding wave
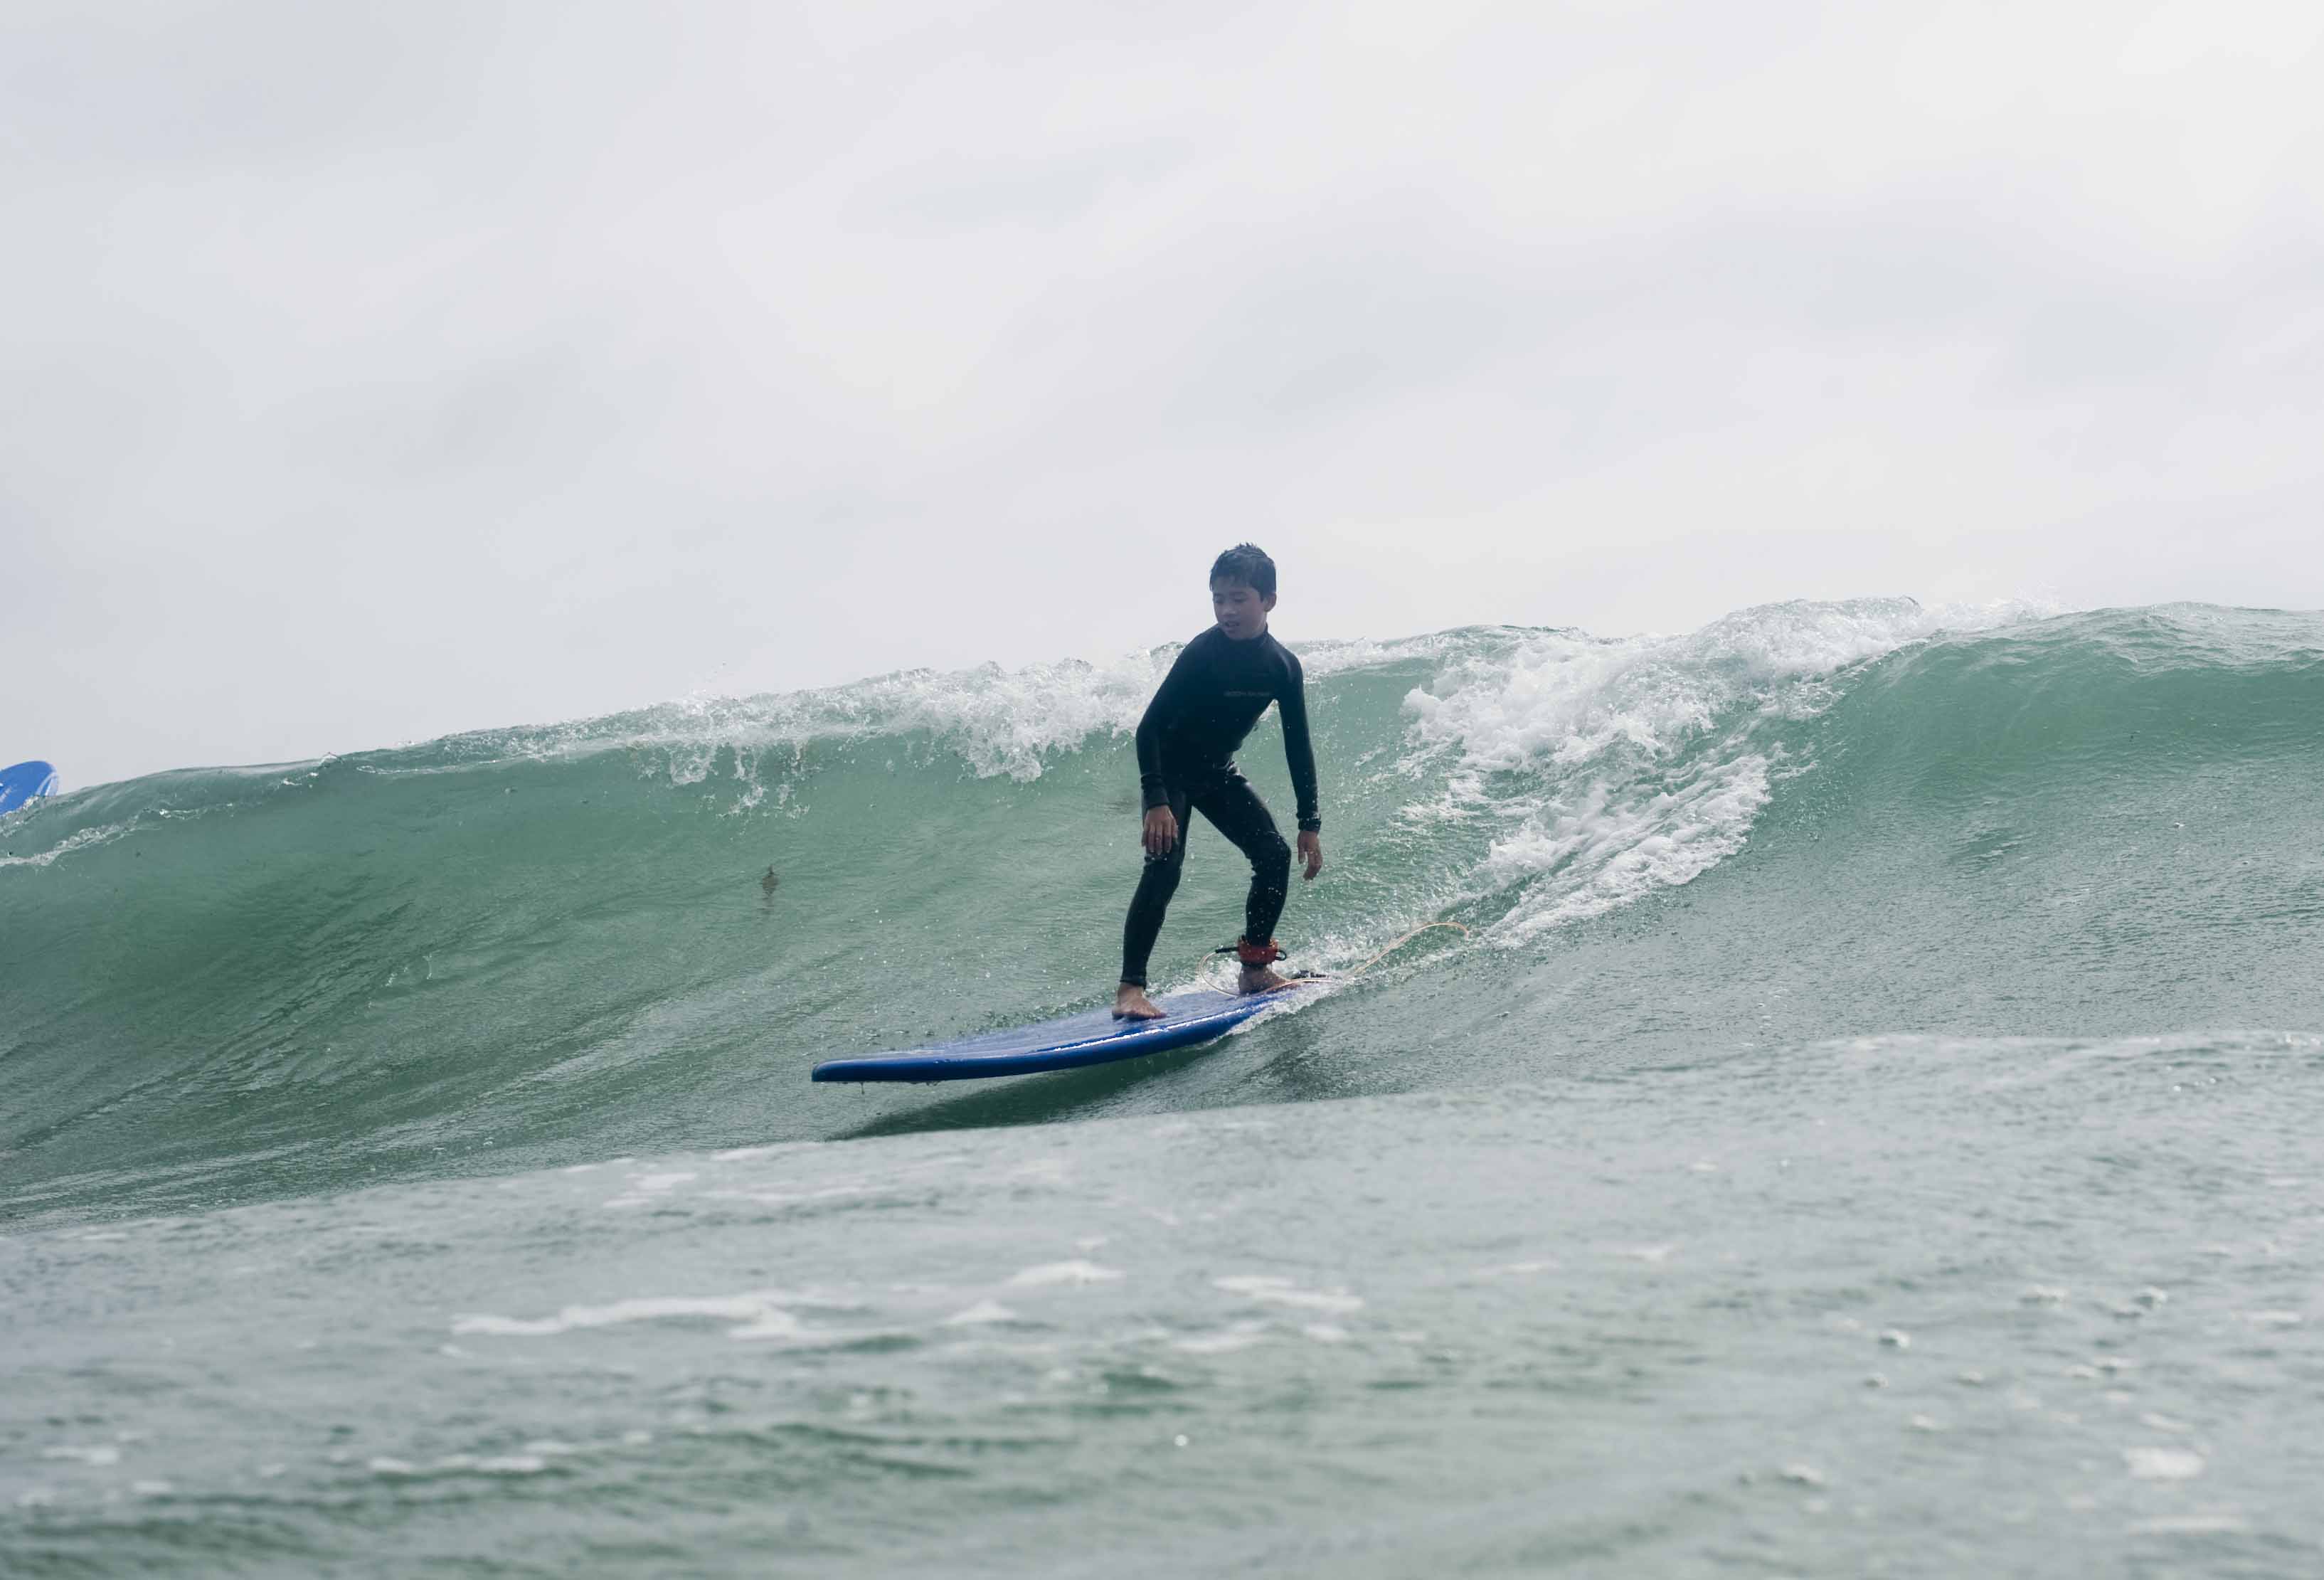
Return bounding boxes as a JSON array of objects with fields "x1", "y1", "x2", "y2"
[{"x1": 1115, "y1": 544, "x2": 1325, "y2": 1020}]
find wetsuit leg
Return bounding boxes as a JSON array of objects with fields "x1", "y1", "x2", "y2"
[
  {"x1": 1188, "y1": 771, "x2": 1293, "y2": 950},
  {"x1": 1120, "y1": 784, "x2": 1194, "y2": 988}
]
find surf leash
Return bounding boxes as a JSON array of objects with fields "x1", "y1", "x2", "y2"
[{"x1": 1342, "y1": 921, "x2": 1470, "y2": 981}]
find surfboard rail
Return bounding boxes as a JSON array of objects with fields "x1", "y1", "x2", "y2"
[{"x1": 812, "y1": 982, "x2": 1308, "y2": 1083}]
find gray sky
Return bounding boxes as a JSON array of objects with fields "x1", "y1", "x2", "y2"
[{"x1": 5, "y1": 0, "x2": 2321, "y2": 789}]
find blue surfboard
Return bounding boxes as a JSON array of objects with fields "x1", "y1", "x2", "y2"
[
  {"x1": 812, "y1": 982, "x2": 1313, "y2": 1083},
  {"x1": 0, "y1": 760, "x2": 59, "y2": 816}
]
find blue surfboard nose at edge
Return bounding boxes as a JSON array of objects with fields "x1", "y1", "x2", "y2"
[{"x1": 0, "y1": 760, "x2": 60, "y2": 816}]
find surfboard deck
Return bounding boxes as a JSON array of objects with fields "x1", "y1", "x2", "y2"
[
  {"x1": 0, "y1": 760, "x2": 59, "y2": 817},
  {"x1": 812, "y1": 980, "x2": 1317, "y2": 1083}
]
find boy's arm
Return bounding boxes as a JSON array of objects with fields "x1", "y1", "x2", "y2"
[{"x1": 1278, "y1": 655, "x2": 1321, "y2": 834}]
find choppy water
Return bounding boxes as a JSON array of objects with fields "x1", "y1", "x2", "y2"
[{"x1": 5, "y1": 600, "x2": 2323, "y2": 1574}]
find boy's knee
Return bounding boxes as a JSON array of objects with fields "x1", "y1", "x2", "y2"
[{"x1": 1258, "y1": 834, "x2": 1291, "y2": 879}]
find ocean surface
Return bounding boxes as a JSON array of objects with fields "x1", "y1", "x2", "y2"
[{"x1": 5, "y1": 599, "x2": 2323, "y2": 1576}]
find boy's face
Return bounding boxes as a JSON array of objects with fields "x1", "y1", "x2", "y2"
[{"x1": 1211, "y1": 576, "x2": 1275, "y2": 640}]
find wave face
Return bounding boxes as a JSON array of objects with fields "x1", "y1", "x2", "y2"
[{"x1": 4, "y1": 600, "x2": 2322, "y2": 1220}]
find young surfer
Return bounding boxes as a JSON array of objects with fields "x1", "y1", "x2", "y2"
[{"x1": 1115, "y1": 544, "x2": 1325, "y2": 1020}]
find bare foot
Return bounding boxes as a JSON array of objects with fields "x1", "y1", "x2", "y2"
[
  {"x1": 1114, "y1": 983, "x2": 1167, "y2": 1020},
  {"x1": 1238, "y1": 966, "x2": 1291, "y2": 995}
]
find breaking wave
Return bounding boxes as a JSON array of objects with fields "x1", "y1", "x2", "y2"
[{"x1": 5, "y1": 598, "x2": 2320, "y2": 1221}]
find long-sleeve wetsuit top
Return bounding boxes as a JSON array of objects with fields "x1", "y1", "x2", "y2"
[{"x1": 1135, "y1": 626, "x2": 1320, "y2": 832}]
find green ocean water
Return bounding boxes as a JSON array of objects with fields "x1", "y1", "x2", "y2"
[{"x1": 5, "y1": 600, "x2": 2323, "y2": 1574}]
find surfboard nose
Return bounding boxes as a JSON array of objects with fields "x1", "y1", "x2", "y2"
[{"x1": 0, "y1": 760, "x2": 60, "y2": 815}]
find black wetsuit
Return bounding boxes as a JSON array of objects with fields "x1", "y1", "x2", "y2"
[{"x1": 1120, "y1": 626, "x2": 1321, "y2": 987}]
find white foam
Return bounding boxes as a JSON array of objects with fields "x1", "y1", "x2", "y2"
[
  {"x1": 0, "y1": 821, "x2": 140, "y2": 869},
  {"x1": 1007, "y1": 1261, "x2": 1123, "y2": 1287},
  {"x1": 1293, "y1": 630, "x2": 1481, "y2": 681},
  {"x1": 943, "y1": 1300, "x2": 1018, "y2": 1326},
  {"x1": 2124, "y1": 1446, "x2": 2206, "y2": 1480},
  {"x1": 1171, "y1": 1322, "x2": 1268, "y2": 1354},
  {"x1": 489, "y1": 646, "x2": 1183, "y2": 788},
  {"x1": 1612, "y1": 1244, "x2": 1677, "y2": 1264},
  {"x1": 602, "y1": 1170, "x2": 703, "y2": 1209},
  {"x1": 701, "y1": 1184, "x2": 876, "y2": 1209},
  {"x1": 1399, "y1": 598, "x2": 2048, "y2": 941},
  {"x1": 452, "y1": 1290, "x2": 796, "y2": 1338},
  {"x1": 1213, "y1": 1275, "x2": 1364, "y2": 1314},
  {"x1": 524, "y1": 631, "x2": 1472, "y2": 790},
  {"x1": 2129, "y1": 1512, "x2": 2246, "y2": 1534},
  {"x1": 43, "y1": 1445, "x2": 120, "y2": 1466},
  {"x1": 732, "y1": 1311, "x2": 816, "y2": 1342}
]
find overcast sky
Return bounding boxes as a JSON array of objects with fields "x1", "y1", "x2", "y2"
[{"x1": 5, "y1": 1, "x2": 2320, "y2": 788}]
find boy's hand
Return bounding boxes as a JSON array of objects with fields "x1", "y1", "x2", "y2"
[
  {"x1": 1297, "y1": 830, "x2": 1323, "y2": 880},
  {"x1": 1142, "y1": 805, "x2": 1179, "y2": 856}
]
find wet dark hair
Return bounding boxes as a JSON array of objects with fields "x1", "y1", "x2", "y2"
[{"x1": 1209, "y1": 543, "x2": 1276, "y2": 598}]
